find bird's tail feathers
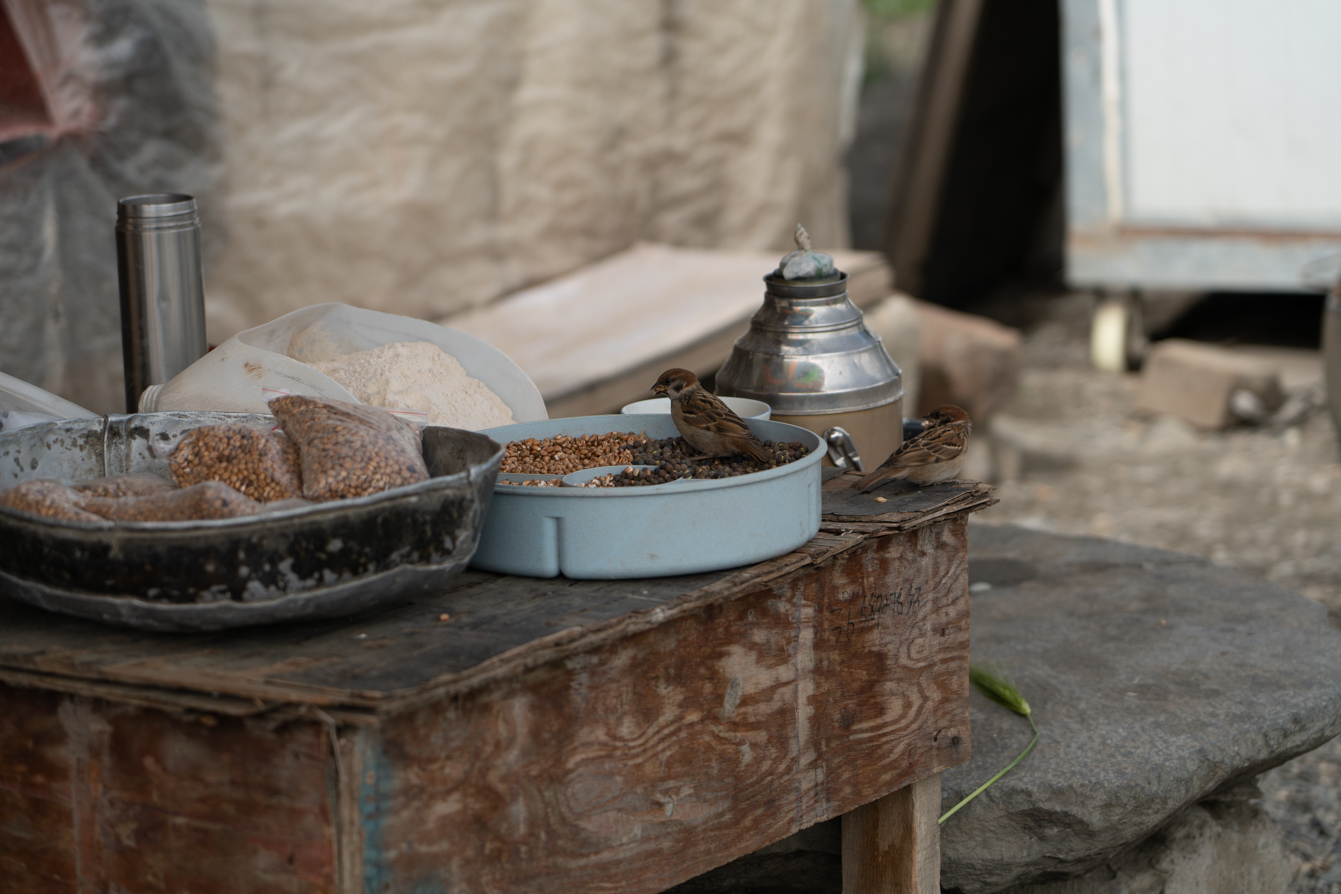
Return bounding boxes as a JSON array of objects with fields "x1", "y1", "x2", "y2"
[
  {"x1": 741, "y1": 440, "x2": 771, "y2": 463},
  {"x1": 850, "y1": 467, "x2": 889, "y2": 492}
]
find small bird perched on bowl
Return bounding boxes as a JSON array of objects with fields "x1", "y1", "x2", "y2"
[
  {"x1": 850, "y1": 404, "x2": 972, "y2": 493},
  {"x1": 651, "y1": 368, "x2": 771, "y2": 462}
]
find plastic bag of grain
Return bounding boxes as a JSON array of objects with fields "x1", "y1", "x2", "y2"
[
  {"x1": 268, "y1": 395, "x2": 429, "y2": 501},
  {"x1": 166, "y1": 424, "x2": 303, "y2": 502},
  {"x1": 81, "y1": 482, "x2": 263, "y2": 522},
  {"x1": 0, "y1": 479, "x2": 105, "y2": 523},
  {"x1": 72, "y1": 473, "x2": 176, "y2": 499}
]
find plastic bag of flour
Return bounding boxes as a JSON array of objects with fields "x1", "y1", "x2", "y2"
[{"x1": 137, "y1": 303, "x2": 546, "y2": 427}]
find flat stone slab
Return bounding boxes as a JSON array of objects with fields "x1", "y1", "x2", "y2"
[
  {"x1": 943, "y1": 525, "x2": 1341, "y2": 893},
  {"x1": 1006, "y1": 797, "x2": 1296, "y2": 894}
]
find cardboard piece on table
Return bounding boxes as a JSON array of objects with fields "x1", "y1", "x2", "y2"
[{"x1": 441, "y1": 242, "x2": 893, "y2": 418}]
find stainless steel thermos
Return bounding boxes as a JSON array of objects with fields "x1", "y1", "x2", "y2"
[{"x1": 116, "y1": 193, "x2": 208, "y2": 413}]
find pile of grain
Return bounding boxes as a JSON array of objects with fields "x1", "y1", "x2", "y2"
[
  {"x1": 501, "y1": 432, "x2": 648, "y2": 476},
  {"x1": 168, "y1": 425, "x2": 302, "y2": 502},
  {"x1": 268, "y1": 395, "x2": 429, "y2": 501},
  {"x1": 309, "y1": 341, "x2": 515, "y2": 431},
  {"x1": 81, "y1": 482, "x2": 263, "y2": 521},
  {"x1": 0, "y1": 480, "x2": 104, "y2": 522},
  {"x1": 0, "y1": 478, "x2": 263, "y2": 523}
]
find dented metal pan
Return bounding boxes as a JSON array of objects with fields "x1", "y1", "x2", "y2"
[{"x1": 0, "y1": 412, "x2": 501, "y2": 631}]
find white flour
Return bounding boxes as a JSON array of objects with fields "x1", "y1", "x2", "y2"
[{"x1": 309, "y1": 341, "x2": 515, "y2": 431}]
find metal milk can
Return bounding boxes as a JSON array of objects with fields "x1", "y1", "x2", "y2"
[{"x1": 716, "y1": 227, "x2": 904, "y2": 471}]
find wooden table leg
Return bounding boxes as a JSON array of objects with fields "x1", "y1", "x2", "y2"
[{"x1": 841, "y1": 772, "x2": 942, "y2": 894}]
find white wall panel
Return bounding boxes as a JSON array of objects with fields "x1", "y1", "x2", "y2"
[{"x1": 1121, "y1": 0, "x2": 1341, "y2": 229}]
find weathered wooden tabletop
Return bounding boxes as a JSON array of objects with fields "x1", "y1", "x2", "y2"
[
  {"x1": 0, "y1": 473, "x2": 994, "y2": 720},
  {"x1": 0, "y1": 472, "x2": 995, "y2": 894}
]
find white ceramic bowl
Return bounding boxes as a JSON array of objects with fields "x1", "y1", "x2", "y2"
[{"x1": 621, "y1": 395, "x2": 771, "y2": 421}]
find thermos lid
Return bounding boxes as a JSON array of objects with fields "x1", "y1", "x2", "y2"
[{"x1": 117, "y1": 194, "x2": 199, "y2": 231}]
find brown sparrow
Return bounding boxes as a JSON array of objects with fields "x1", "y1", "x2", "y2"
[
  {"x1": 651, "y1": 368, "x2": 771, "y2": 462},
  {"x1": 850, "y1": 404, "x2": 972, "y2": 492}
]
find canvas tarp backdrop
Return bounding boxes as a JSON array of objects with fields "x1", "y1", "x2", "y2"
[{"x1": 0, "y1": 0, "x2": 861, "y2": 414}]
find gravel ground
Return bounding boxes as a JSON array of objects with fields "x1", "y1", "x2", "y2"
[{"x1": 967, "y1": 289, "x2": 1341, "y2": 891}]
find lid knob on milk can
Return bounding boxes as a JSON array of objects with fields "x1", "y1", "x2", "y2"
[{"x1": 776, "y1": 224, "x2": 838, "y2": 282}]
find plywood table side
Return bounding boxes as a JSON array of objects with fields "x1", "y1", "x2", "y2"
[{"x1": 0, "y1": 476, "x2": 995, "y2": 894}]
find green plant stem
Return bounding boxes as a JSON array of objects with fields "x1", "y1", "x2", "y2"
[{"x1": 937, "y1": 713, "x2": 1039, "y2": 825}]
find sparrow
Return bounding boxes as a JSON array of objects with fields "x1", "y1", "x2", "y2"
[
  {"x1": 850, "y1": 404, "x2": 972, "y2": 493},
  {"x1": 650, "y1": 368, "x2": 771, "y2": 462}
]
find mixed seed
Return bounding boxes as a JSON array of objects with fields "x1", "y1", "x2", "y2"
[
  {"x1": 501, "y1": 432, "x2": 648, "y2": 475},
  {"x1": 621, "y1": 437, "x2": 808, "y2": 484},
  {"x1": 500, "y1": 432, "x2": 808, "y2": 487}
]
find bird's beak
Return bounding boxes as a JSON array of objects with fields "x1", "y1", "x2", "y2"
[{"x1": 651, "y1": 383, "x2": 667, "y2": 396}]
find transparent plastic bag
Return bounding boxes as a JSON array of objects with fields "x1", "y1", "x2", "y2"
[
  {"x1": 0, "y1": 2, "x2": 221, "y2": 415},
  {"x1": 72, "y1": 473, "x2": 176, "y2": 499},
  {"x1": 138, "y1": 303, "x2": 546, "y2": 429},
  {"x1": 0, "y1": 479, "x2": 103, "y2": 523},
  {"x1": 0, "y1": 370, "x2": 96, "y2": 432},
  {"x1": 262, "y1": 387, "x2": 429, "y2": 428},
  {"x1": 82, "y1": 482, "x2": 262, "y2": 522},
  {"x1": 268, "y1": 395, "x2": 429, "y2": 502},
  {"x1": 167, "y1": 424, "x2": 302, "y2": 502}
]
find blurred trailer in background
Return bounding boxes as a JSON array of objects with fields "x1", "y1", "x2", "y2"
[
  {"x1": 1061, "y1": 0, "x2": 1341, "y2": 371},
  {"x1": 884, "y1": 0, "x2": 1341, "y2": 433}
]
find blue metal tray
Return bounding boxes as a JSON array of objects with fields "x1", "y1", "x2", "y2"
[{"x1": 472, "y1": 414, "x2": 823, "y2": 579}]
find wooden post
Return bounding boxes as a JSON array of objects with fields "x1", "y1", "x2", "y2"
[
  {"x1": 884, "y1": 0, "x2": 984, "y2": 299},
  {"x1": 842, "y1": 773, "x2": 942, "y2": 894}
]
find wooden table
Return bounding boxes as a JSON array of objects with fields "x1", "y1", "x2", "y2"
[{"x1": 0, "y1": 474, "x2": 994, "y2": 894}]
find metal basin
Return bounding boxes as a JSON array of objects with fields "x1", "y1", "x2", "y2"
[{"x1": 0, "y1": 412, "x2": 502, "y2": 631}]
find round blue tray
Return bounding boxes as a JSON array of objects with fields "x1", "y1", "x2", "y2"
[{"x1": 473, "y1": 414, "x2": 824, "y2": 579}]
